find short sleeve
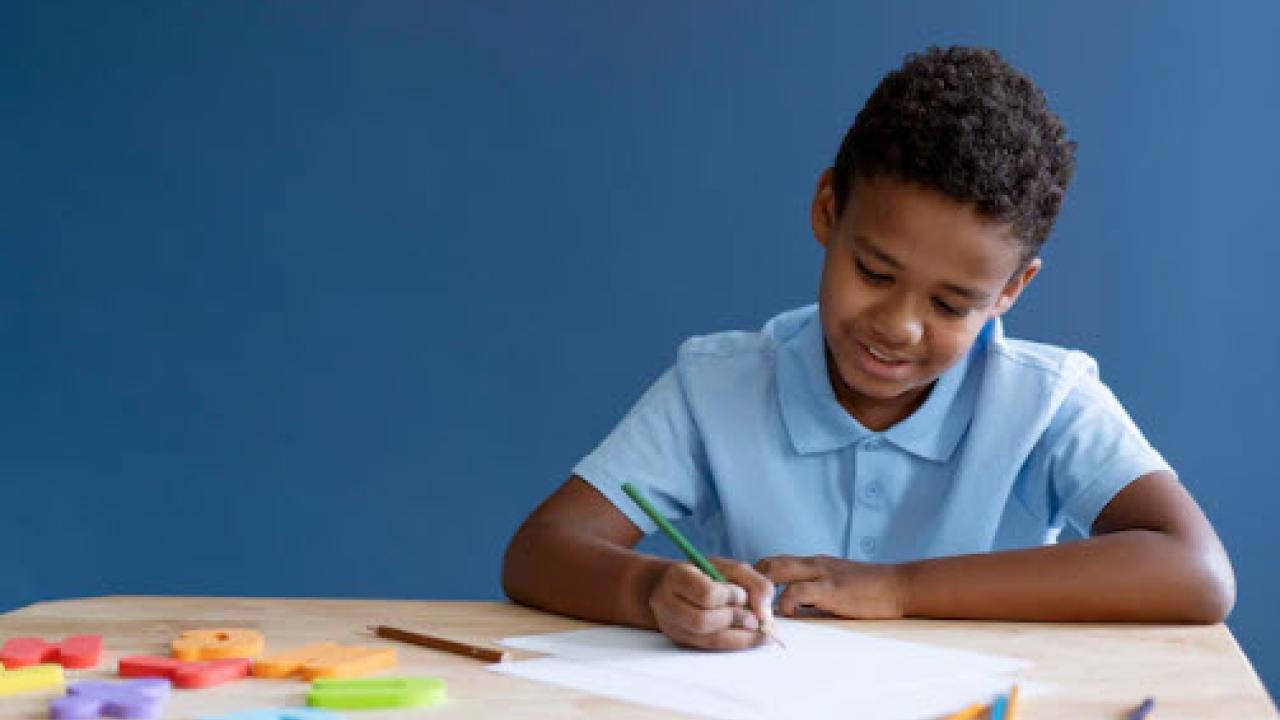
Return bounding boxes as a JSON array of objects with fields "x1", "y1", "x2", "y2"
[
  {"x1": 1032, "y1": 370, "x2": 1172, "y2": 535},
  {"x1": 573, "y1": 367, "x2": 712, "y2": 535}
]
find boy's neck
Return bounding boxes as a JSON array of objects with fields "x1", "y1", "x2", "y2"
[{"x1": 824, "y1": 345, "x2": 935, "y2": 432}]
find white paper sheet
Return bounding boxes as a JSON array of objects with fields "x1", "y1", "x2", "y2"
[{"x1": 490, "y1": 619, "x2": 1031, "y2": 720}]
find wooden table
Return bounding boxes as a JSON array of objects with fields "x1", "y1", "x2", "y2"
[{"x1": 0, "y1": 596, "x2": 1274, "y2": 719}]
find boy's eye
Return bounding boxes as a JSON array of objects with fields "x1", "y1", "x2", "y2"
[
  {"x1": 933, "y1": 297, "x2": 969, "y2": 317},
  {"x1": 855, "y1": 257, "x2": 970, "y2": 317},
  {"x1": 855, "y1": 259, "x2": 892, "y2": 284}
]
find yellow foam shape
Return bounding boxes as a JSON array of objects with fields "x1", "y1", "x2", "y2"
[
  {"x1": 0, "y1": 663, "x2": 65, "y2": 697},
  {"x1": 172, "y1": 628, "x2": 265, "y2": 661},
  {"x1": 253, "y1": 643, "x2": 396, "y2": 680}
]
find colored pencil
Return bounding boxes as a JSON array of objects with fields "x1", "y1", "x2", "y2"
[
  {"x1": 369, "y1": 625, "x2": 509, "y2": 663},
  {"x1": 990, "y1": 692, "x2": 1009, "y2": 720},
  {"x1": 1127, "y1": 697, "x2": 1155, "y2": 720},
  {"x1": 1006, "y1": 684, "x2": 1021, "y2": 719},
  {"x1": 622, "y1": 482, "x2": 785, "y2": 649},
  {"x1": 941, "y1": 701, "x2": 988, "y2": 720}
]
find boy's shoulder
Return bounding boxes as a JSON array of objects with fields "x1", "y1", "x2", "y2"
[
  {"x1": 988, "y1": 328, "x2": 1099, "y2": 383},
  {"x1": 675, "y1": 305, "x2": 814, "y2": 363}
]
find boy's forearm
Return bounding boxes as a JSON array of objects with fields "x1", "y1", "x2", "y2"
[
  {"x1": 502, "y1": 520, "x2": 670, "y2": 629},
  {"x1": 897, "y1": 529, "x2": 1235, "y2": 623}
]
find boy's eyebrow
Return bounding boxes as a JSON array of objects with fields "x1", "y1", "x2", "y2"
[
  {"x1": 939, "y1": 282, "x2": 990, "y2": 302},
  {"x1": 856, "y1": 235, "x2": 991, "y2": 303},
  {"x1": 856, "y1": 236, "x2": 903, "y2": 269}
]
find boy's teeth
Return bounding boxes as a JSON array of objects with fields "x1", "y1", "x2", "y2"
[{"x1": 868, "y1": 345, "x2": 896, "y2": 362}]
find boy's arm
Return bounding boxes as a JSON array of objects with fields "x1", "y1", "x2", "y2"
[
  {"x1": 502, "y1": 476, "x2": 665, "y2": 629},
  {"x1": 503, "y1": 476, "x2": 776, "y2": 647},
  {"x1": 898, "y1": 469, "x2": 1235, "y2": 622},
  {"x1": 759, "y1": 469, "x2": 1236, "y2": 623}
]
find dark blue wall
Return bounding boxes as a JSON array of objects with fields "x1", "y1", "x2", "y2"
[{"x1": 3, "y1": 0, "x2": 1276, "y2": 697}]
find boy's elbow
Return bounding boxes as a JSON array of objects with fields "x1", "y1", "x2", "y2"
[
  {"x1": 1200, "y1": 564, "x2": 1236, "y2": 624},
  {"x1": 1183, "y1": 578, "x2": 1234, "y2": 625},
  {"x1": 1179, "y1": 548, "x2": 1236, "y2": 624},
  {"x1": 500, "y1": 523, "x2": 536, "y2": 606}
]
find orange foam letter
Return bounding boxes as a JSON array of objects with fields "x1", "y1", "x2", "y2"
[
  {"x1": 171, "y1": 629, "x2": 264, "y2": 661},
  {"x1": 253, "y1": 643, "x2": 395, "y2": 680}
]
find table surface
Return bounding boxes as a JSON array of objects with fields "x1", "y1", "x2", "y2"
[{"x1": 0, "y1": 596, "x2": 1274, "y2": 719}]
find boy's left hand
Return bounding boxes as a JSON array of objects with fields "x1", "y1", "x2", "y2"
[{"x1": 754, "y1": 554, "x2": 907, "y2": 619}]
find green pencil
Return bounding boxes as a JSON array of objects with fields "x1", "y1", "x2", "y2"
[{"x1": 621, "y1": 482, "x2": 784, "y2": 649}]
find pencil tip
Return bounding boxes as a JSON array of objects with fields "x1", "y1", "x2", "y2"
[{"x1": 763, "y1": 628, "x2": 786, "y2": 650}]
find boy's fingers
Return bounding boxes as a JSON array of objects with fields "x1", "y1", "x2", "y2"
[
  {"x1": 667, "y1": 626, "x2": 766, "y2": 652},
  {"x1": 730, "y1": 606, "x2": 760, "y2": 631},
  {"x1": 669, "y1": 564, "x2": 734, "y2": 609},
  {"x1": 713, "y1": 558, "x2": 776, "y2": 624},
  {"x1": 776, "y1": 578, "x2": 829, "y2": 616},
  {"x1": 701, "y1": 628, "x2": 766, "y2": 651},
  {"x1": 654, "y1": 586, "x2": 765, "y2": 650},
  {"x1": 755, "y1": 555, "x2": 822, "y2": 584},
  {"x1": 663, "y1": 599, "x2": 739, "y2": 636}
]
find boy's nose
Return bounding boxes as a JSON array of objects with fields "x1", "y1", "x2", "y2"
[{"x1": 869, "y1": 299, "x2": 923, "y2": 349}]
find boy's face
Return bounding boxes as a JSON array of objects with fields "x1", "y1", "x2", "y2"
[{"x1": 811, "y1": 171, "x2": 1041, "y2": 428}]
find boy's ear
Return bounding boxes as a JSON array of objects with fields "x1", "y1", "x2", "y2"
[
  {"x1": 810, "y1": 168, "x2": 838, "y2": 249},
  {"x1": 992, "y1": 257, "x2": 1043, "y2": 317}
]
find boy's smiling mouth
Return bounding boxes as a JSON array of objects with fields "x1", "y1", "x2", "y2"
[
  {"x1": 865, "y1": 343, "x2": 909, "y2": 364},
  {"x1": 854, "y1": 339, "x2": 915, "y2": 381}
]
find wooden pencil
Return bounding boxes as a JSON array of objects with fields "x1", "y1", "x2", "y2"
[
  {"x1": 942, "y1": 701, "x2": 989, "y2": 720},
  {"x1": 1006, "y1": 684, "x2": 1021, "y2": 719},
  {"x1": 369, "y1": 624, "x2": 510, "y2": 663}
]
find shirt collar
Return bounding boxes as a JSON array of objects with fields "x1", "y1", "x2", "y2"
[{"x1": 775, "y1": 306, "x2": 992, "y2": 462}]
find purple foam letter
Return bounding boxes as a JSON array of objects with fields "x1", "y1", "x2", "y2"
[{"x1": 51, "y1": 679, "x2": 171, "y2": 720}]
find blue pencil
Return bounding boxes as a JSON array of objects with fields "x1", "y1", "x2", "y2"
[
  {"x1": 989, "y1": 692, "x2": 1008, "y2": 720},
  {"x1": 1127, "y1": 697, "x2": 1155, "y2": 720}
]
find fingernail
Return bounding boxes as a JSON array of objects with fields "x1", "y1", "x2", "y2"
[{"x1": 742, "y1": 613, "x2": 759, "y2": 630}]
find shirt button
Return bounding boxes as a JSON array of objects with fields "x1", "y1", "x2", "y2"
[
  {"x1": 863, "y1": 437, "x2": 883, "y2": 451},
  {"x1": 860, "y1": 537, "x2": 877, "y2": 554},
  {"x1": 864, "y1": 482, "x2": 882, "y2": 499}
]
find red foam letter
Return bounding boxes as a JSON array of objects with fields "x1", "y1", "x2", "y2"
[
  {"x1": 1, "y1": 636, "x2": 102, "y2": 669},
  {"x1": 118, "y1": 656, "x2": 250, "y2": 689}
]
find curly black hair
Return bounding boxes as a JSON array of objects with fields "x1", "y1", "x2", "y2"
[{"x1": 832, "y1": 46, "x2": 1077, "y2": 258}]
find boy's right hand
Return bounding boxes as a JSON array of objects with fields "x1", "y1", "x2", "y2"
[{"x1": 647, "y1": 557, "x2": 775, "y2": 651}]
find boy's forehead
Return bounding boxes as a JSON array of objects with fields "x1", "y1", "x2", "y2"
[{"x1": 844, "y1": 176, "x2": 1024, "y2": 284}]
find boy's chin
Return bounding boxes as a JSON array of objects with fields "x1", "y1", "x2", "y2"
[
  {"x1": 842, "y1": 368, "x2": 927, "y2": 402},
  {"x1": 849, "y1": 381, "x2": 914, "y2": 402}
]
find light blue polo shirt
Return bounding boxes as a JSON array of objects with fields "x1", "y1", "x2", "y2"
[{"x1": 573, "y1": 304, "x2": 1170, "y2": 563}]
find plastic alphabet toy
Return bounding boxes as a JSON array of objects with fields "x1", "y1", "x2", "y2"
[
  {"x1": 118, "y1": 656, "x2": 251, "y2": 689},
  {"x1": 0, "y1": 663, "x2": 65, "y2": 697},
  {"x1": 1, "y1": 635, "x2": 103, "y2": 669},
  {"x1": 50, "y1": 679, "x2": 170, "y2": 720},
  {"x1": 252, "y1": 643, "x2": 395, "y2": 680},
  {"x1": 306, "y1": 676, "x2": 446, "y2": 709},
  {"x1": 171, "y1": 629, "x2": 265, "y2": 661}
]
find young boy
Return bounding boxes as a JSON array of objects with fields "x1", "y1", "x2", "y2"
[{"x1": 503, "y1": 46, "x2": 1235, "y2": 650}]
